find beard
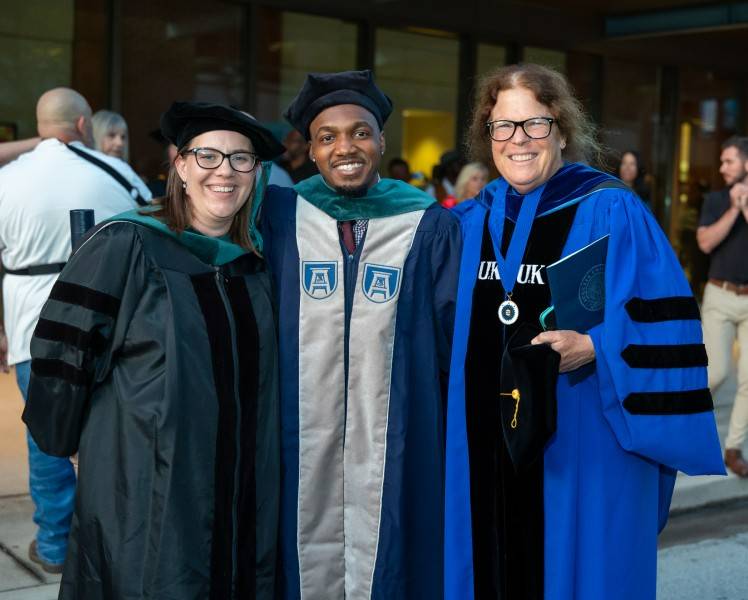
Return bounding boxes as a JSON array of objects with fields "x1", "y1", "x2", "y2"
[{"x1": 333, "y1": 183, "x2": 370, "y2": 198}]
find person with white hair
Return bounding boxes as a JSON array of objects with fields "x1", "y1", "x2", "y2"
[{"x1": 91, "y1": 109, "x2": 129, "y2": 162}]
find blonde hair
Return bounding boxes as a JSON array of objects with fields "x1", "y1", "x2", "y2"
[
  {"x1": 466, "y1": 63, "x2": 601, "y2": 167},
  {"x1": 454, "y1": 162, "x2": 489, "y2": 201},
  {"x1": 92, "y1": 110, "x2": 129, "y2": 162}
]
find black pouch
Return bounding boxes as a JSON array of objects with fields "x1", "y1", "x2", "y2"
[{"x1": 499, "y1": 323, "x2": 560, "y2": 472}]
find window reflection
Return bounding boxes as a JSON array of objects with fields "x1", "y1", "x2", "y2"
[
  {"x1": 672, "y1": 69, "x2": 741, "y2": 291},
  {"x1": 120, "y1": 2, "x2": 244, "y2": 182},
  {"x1": 375, "y1": 28, "x2": 459, "y2": 181},
  {"x1": 523, "y1": 47, "x2": 566, "y2": 73},
  {"x1": 476, "y1": 44, "x2": 506, "y2": 79},
  {"x1": 0, "y1": 0, "x2": 74, "y2": 138},
  {"x1": 255, "y1": 10, "x2": 357, "y2": 123}
]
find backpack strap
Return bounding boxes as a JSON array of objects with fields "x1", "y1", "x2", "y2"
[{"x1": 66, "y1": 144, "x2": 148, "y2": 206}]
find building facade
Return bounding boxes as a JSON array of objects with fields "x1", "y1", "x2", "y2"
[{"x1": 2, "y1": 0, "x2": 748, "y2": 289}]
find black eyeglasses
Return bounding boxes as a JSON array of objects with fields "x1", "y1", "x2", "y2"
[
  {"x1": 486, "y1": 117, "x2": 555, "y2": 142},
  {"x1": 182, "y1": 147, "x2": 258, "y2": 172}
]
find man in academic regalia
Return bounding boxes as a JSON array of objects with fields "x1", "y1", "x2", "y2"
[{"x1": 261, "y1": 70, "x2": 461, "y2": 600}]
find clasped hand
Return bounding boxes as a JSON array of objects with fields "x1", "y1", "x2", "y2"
[
  {"x1": 729, "y1": 183, "x2": 748, "y2": 212},
  {"x1": 531, "y1": 330, "x2": 595, "y2": 373}
]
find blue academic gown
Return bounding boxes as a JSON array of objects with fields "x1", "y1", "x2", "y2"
[
  {"x1": 444, "y1": 164, "x2": 724, "y2": 600},
  {"x1": 262, "y1": 182, "x2": 461, "y2": 600}
]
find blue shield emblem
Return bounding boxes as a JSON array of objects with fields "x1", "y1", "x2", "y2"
[
  {"x1": 302, "y1": 261, "x2": 338, "y2": 299},
  {"x1": 362, "y1": 263, "x2": 401, "y2": 303}
]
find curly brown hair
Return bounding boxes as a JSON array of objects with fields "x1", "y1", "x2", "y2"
[{"x1": 466, "y1": 63, "x2": 601, "y2": 169}]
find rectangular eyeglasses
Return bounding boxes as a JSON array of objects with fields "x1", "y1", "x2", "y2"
[
  {"x1": 486, "y1": 117, "x2": 555, "y2": 142},
  {"x1": 182, "y1": 147, "x2": 258, "y2": 172}
]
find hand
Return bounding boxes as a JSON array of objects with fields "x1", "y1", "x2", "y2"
[
  {"x1": 729, "y1": 183, "x2": 748, "y2": 210},
  {"x1": 531, "y1": 330, "x2": 595, "y2": 373},
  {"x1": 0, "y1": 330, "x2": 9, "y2": 374}
]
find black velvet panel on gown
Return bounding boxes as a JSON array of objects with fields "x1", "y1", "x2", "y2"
[
  {"x1": 465, "y1": 203, "x2": 578, "y2": 600},
  {"x1": 191, "y1": 265, "x2": 261, "y2": 600}
]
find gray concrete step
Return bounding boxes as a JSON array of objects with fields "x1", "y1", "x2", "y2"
[
  {"x1": 0, "y1": 496, "x2": 61, "y2": 595},
  {"x1": 670, "y1": 357, "x2": 742, "y2": 512},
  {"x1": 0, "y1": 584, "x2": 60, "y2": 600}
]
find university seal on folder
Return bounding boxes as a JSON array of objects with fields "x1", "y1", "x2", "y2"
[{"x1": 546, "y1": 234, "x2": 609, "y2": 332}]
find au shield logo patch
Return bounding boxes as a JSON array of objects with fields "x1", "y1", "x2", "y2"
[
  {"x1": 302, "y1": 261, "x2": 338, "y2": 299},
  {"x1": 362, "y1": 263, "x2": 401, "y2": 303}
]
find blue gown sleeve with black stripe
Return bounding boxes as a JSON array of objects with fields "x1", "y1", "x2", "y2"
[{"x1": 583, "y1": 189, "x2": 724, "y2": 476}]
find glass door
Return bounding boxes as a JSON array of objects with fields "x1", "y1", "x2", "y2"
[
  {"x1": 671, "y1": 68, "x2": 744, "y2": 290},
  {"x1": 375, "y1": 28, "x2": 459, "y2": 185}
]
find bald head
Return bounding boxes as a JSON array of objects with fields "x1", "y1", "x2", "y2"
[{"x1": 36, "y1": 87, "x2": 93, "y2": 146}]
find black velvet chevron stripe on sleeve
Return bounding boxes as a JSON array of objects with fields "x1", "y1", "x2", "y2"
[
  {"x1": 48, "y1": 281, "x2": 121, "y2": 318},
  {"x1": 621, "y1": 344, "x2": 708, "y2": 369},
  {"x1": 30, "y1": 358, "x2": 89, "y2": 386},
  {"x1": 34, "y1": 318, "x2": 109, "y2": 354},
  {"x1": 623, "y1": 388, "x2": 713, "y2": 415},
  {"x1": 624, "y1": 296, "x2": 700, "y2": 322}
]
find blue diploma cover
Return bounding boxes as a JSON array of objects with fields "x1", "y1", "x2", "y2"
[{"x1": 546, "y1": 235, "x2": 609, "y2": 332}]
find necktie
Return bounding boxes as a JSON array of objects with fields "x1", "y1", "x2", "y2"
[{"x1": 340, "y1": 220, "x2": 356, "y2": 254}]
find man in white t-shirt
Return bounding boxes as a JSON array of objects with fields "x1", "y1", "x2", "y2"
[{"x1": 0, "y1": 87, "x2": 150, "y2": 573}]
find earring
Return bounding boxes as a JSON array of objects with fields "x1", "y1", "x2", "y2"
[
  {"x1": 311, "y1": 156, "x2": 316, "y2": 163},
  {"x1": 182, "y1": 181, "x2": 187, "y2": 190}
]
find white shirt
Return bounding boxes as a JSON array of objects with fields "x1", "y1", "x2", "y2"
[
  {"x1": 0, "y1": 138, "x2": 151, "y2": 365},
  {"x1": 425, "y1": 177, "x2": 456, "y2": 199},
  {"x1": 76, "y1": 144, "x2": 153, "y2": 202}
]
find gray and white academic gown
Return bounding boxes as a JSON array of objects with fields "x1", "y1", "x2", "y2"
[{"x1": 262, "y1": 175, "x2": 462, "y2": 600}]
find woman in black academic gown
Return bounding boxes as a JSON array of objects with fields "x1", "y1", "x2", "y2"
[{"x1": 23, "y1": 102, "x2": 284, "y2": 600}]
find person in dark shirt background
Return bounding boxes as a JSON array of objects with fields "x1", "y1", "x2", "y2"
[
  {"x1": 277, "y1": 127, "x2": 318, "y2": 183},
  {"x1": 697, "y1": 135, "x2": 748, "y2": 477},
  {"x1": 387, "y1": 156, "x2": 411, "y2": 182},
  {"x1": 616, "y1": 149, "x2": 651, "y2": 207}
]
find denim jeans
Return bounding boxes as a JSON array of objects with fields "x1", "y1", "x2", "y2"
[{"x1": 15, "y1": 360, "x2": 76, "y2": 565}]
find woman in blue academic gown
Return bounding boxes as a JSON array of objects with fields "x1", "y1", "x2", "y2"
[{"x1": 444, "y1": 63, "x2": 724, "y2": 600}]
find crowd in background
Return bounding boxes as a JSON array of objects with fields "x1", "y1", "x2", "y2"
[{"x1": 0, "y1": 108, "x2": 657, "y2": 212}]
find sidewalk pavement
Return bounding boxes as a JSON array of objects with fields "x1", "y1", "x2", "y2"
[
  {"x1": 0, "y1": 372, "x2": 60, "y2": 599},
  {"x1": 670, "y1": 360, "x2": 748, "y2": 513},
  {"x1": 1, "y1": 358, "x2": 746, "y2": 598}
]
